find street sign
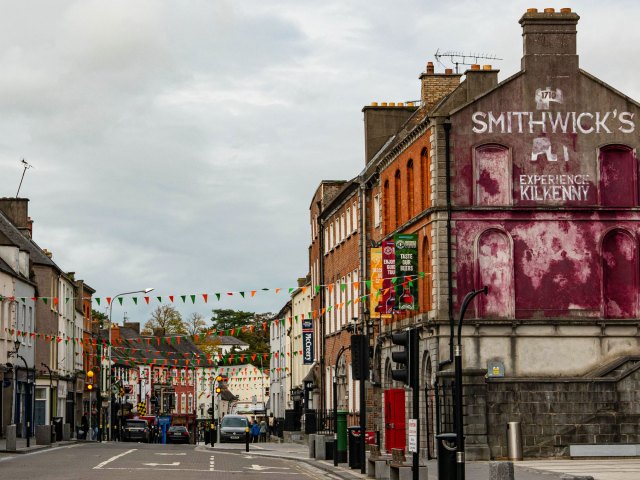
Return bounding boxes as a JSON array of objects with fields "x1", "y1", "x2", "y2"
[
  {"x1": 207, "y1": 407, "x2": 214, "y2": 415},
  {"x1": 408, "y1": 419, "x2": 417, "y2": 453}
]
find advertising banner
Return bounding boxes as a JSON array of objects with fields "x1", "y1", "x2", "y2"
[
  {"x1": 381, "y1": 239, "x2": 397, "y2": 314},
  {"x1": 302, "y1": 318, "x2": 314, "y2": 365},
  {"x1": 394, "y1": 233, "x2": 419, "y2": 311},
  {"x1": 370, "y1": 248, "x2": 383, "y2": 318}
]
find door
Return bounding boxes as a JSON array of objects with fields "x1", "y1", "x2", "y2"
[{"x1": 384, "y1": 388, "x2": 406, "y2": 453}]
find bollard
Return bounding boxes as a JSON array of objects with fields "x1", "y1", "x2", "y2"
[
  {"x1": 490, "y1": 461, "x2": 515, "y2": 480},
  {"x1": 210, "y1": 423, "x2": 216, "y2": 447},
  {"x1": 506, "y1": 422, "x2": 523, "y2": 461},
  {"x1": 6, "y1": 425, "x2": 17, "y2": 451},
  {"x1": 245, "y1": 427, "x2": 250, "y2": 452}
]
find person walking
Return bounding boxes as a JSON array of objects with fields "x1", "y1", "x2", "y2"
[
  {"x1": 268, "y1": 414, "x2": 274, "y2": 439},
  {"x1": 250, "y1": 420, "x2": 260, "y2": 443},
  {"x1": 259, "y1": 417, "x2": 267, "y2": 442}
]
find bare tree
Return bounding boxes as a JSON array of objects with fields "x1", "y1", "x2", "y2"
[
  {"x1": 142, "y1": 305, "x2": 186, "y2": 335},
  {"x1": 185, "y1": 312, "x2": 206, "y2": 336}
]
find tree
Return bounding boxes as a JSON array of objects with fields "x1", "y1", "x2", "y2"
[
  {"x1": 91, "y1": 309, "x2": 108, "y2": 329},
  {"x1": 142, "y1": 305, "x2": 186, "y2": 335},
  {"x1": 210, "y1": 309, "x2": 272, "y2": 358},
  {"x1": 185, "y1": 312, "x2": 207, "y2": 336}
]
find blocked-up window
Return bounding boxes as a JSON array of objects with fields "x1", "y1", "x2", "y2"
[
  {"x1": 599, "y1": 145, "x2": 636, "y2": 207},
  {"x1": 474, "y1": 144, "x2": 511, "y2": 205},
  {"x1": 476, "y1": 229, "x2": 514, "y2": 317},
  {"x1": 602, "y1": 229, "x2": 637, "y2": 318}
]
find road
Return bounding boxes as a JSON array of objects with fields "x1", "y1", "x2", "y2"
[{"x1": 0, "y1": 442, "x2": 326, "y2": 480}]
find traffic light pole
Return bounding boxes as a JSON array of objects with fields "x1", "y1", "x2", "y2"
[{"x1": 455, "y1": 287, "x2": 488, "y2": 480}]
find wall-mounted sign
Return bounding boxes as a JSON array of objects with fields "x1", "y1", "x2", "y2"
[{"x1": 302, "y1": 318, "x2": 314, "y2": 365}]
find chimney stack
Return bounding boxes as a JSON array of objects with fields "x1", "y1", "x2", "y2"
[
  {"x1": 0, "y1": 198, "x2": 32, "y2": 238},
  {"x1": 124, "y1": 322, "x2": 141, "y2": 334},
  {"x1": 419, "y1": 62, "x2": 462, "y2": 111},
  {"x1": 519, "y1": 8, "x2": 580, "y2": 74},
  {"x1": 464, "y1": 64, "x2": 499, "y2": 102}
]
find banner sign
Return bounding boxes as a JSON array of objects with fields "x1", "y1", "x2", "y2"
[
  {"x1": 370, "y1": 248, "x2": 383, "y2": 318},
  {"x1": 394, "y1": 234, "x2": 419, "y2": 311},
  {"x1": 380, "y1": 240, "x2": 397, "y2": 314},
  {"x1": 302, "y1": 318, "x2": 314, "y2": 365}
]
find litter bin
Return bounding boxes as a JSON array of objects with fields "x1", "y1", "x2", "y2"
[
  {"x1": 53, "y1": 417, "x2": 63, "y2": 442},
  {"x1": 507, "y1": 422, "x2": 523, "y2": 460},
  {"x1": 436, "y1": 432, "x2": 458, "y2": 480},
  {"x1": 347, "y1": 426, "x2": 363, "y2": 470}
]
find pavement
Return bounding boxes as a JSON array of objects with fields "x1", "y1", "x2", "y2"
[{"x1": 2, "y1": 436, "x2": 640, "y2": 479}]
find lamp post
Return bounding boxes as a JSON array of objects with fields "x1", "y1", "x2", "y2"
[
  {"x1": 107, "y1": 288, "x2": 154, "y2": 441},
  {"x1": 455, "y1": 286, "x2": 488, "y2": 480},
  {"x1": 9, "y1": 340, "x2": 31, "y2": 447}
]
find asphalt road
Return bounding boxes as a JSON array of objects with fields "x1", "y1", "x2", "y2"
[{"x1": 0, "y1": 442, "x2": 326, "y2": 480}]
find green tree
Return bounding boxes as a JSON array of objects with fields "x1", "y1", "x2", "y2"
[
  {"x1": 142, "y1": 305, "x2": 186, "y2": 335},
  {"x1": 91, "y1": 309, "x2": 108, "y2": 329},
  {"x1": 210, "y1": 309, "x2": 272, "y2": 358}
]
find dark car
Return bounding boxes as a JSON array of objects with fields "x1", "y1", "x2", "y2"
[
  {"x1": 122, "y1": 419, "x2": 150, "y2": 443},
  {"x1": 167, "y1": 425, "x2": 191, "y2": 444},
  {"x1": 220, "y1": 415, "x2": 248, "y2": 443}
]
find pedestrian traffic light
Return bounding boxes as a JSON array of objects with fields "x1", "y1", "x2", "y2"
[{"x1": 350, "y1": 335, "x2": 368, "y2": 381}]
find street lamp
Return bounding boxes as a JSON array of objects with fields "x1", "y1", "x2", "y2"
[
  {"x1": 107, "y1": 288, "x2": 154, "y2": 441},
  {"x1": 9, "y1": 340, "x2": 31, "y2": 447},
  {"x1": 454, "y1": 286, "x2": 488, "y2": 480}
]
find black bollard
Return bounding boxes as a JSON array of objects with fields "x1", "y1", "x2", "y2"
[{"x1": 245, "y1": 427, "x2": 250, "y2": 452}]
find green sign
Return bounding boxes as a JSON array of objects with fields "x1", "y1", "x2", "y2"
[{"x1": 394, "y1": 234, "x2": 419, "y2": 311}]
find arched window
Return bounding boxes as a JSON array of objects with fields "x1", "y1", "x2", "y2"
[
  {"x1": 383, "y1": 180, "x2": 390, "y2": 232},
  {"x1": 599, "y1": 145, "x2": 636, "y2": 207},
  {"x1": 474, "y1": 144, "x2": 511, "y2": 205},
  {"x1": 421, "y1": 236, "x2": 432, "y2": 312},
  {"x1": 420, "y1": 148, "x2": 429, "y2": 210},
  {"x1": 476, "y1": 229, "x2": 514, "y2": 317},
  {"x1": 407, "y1": 159, "x2": 415, "y2": 218},
  {"x1": 602, "y1": 229, "x2": 637, "y2": 318},
  {"x1": 394, "y1": 170, "x2": 402, "y2": 228}
]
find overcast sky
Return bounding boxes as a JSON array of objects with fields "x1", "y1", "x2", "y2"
[{"x1": 0, "y1": 1, "x2": 638, "y2": 325}]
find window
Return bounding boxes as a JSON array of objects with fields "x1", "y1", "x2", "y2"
[
  {"x1": 422, "y1": 237, "x2": 432, "y2": 312},
  {"x1": 602, "y1": 229, "x2": 637, "y2": 318},
  {"x1": 383, "y1": 181, "x2": 390, "y2": 231},
  {"x1": 324, "y1": 228, "x2": 329, "y2": 253},
  {"x1": 599, "y1": 145, "x2": 636, "y2": 207},
  {"x1": 329, "y1": 224, "x2": 334, "y2": 250},
  {"x1": 346, "y1": 208, "x2": 351, "y2": 234},
  {"x1": 374, "y1": 195, "x2": 381, "y2": 227},
  {"x1": 407, "y1": 159, "x2": 415, "y2": 217},
  {"x1": 335, "y1": 219, "x2": 340, "y2": 244},
  {"x1": 421, "y1": 148, "x2": 429, "y2": 209},
  {"x1": 476, "y1": 229, "x2": 514, "y2": 317},
  {"x1": 352, "y1": 203, "x2": 358, "y2": 231},
  {"x1": 181, "y1": 393, "x2": 186, "y2": 413},
  {"x1": 341, "y1": 214, "x2": 345, "y2": 242},
  {"x1": 474, "y1": 144, "x2": 511, "y2": 205},
  {"x1": 395, "y1": 170, "x2": 402, "y2": 228}
]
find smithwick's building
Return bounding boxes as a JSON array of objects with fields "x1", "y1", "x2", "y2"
[{"x1": 309, "y1": 8, "x2": 640, "y2": 459}]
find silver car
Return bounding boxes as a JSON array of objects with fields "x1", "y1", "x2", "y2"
[{"x1": 219, "y1": 415, "x2": 248, "y2": 443}]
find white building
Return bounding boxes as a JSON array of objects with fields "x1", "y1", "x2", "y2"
[
  {"x1": 269, "y1": 301, "x2": 290, "y2": 419},
  {"x1": 290, "y1": 280, "x2": 313, "y2": 408}
]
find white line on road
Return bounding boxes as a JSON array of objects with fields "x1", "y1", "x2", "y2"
[
  {"x1": 93, "y1": 448, "x2": 137, "y2": 470},
  {"x1": 143, "y1": 462, "x2": 180, "y2": 466},
  {"x1": 155, "y1": 452, "x2": 186, "y2": 456}
]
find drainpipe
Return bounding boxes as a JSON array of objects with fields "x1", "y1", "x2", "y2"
[
  {"x1": 316, "y1": 206, "x2": 325, "y2": 411},
  {"x1": 439, "y1": 122, "x2": 455, "y2": 370}
]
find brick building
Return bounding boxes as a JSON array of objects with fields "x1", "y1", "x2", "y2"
[{"x1": 307, "y1": 7, "x2": 640, "y2": 460}]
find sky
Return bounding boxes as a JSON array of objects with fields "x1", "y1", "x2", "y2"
[{"x1": 0, "y1": 1, "x2": 638, "y2": 326}]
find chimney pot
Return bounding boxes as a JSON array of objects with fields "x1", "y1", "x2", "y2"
[
  {"x1": 381, "y1": 102, "x2": 388, "y2": 106},
  {"x1": 544, "y1": 8, "x2": 555, "y2": 13},
  {"x1": 527, "y1": 8, "x2": 538, "y2": 13},
  {"x1": 397, "y1": 102, "x2": 404, "y2": 106},
  {"x1": 560, "y1": 7, "x2": 571, "y2": 13},
  {"x1": 445, "y1": 68, "x2": 453, "y2": 74},
  {"x1": 470, "y1": 64, "x2": 480, "y2": 70},
  {"x1": 389, "y1": 102, "x2": 396, "y2": 106},
  {"x1": 483, "y1": 65, "x2": 492, "y2": 70},
  {"x1": 426, "y1": 62, "x2": 435, "y2": 74},
  {"x1": 371, "y1": 102, "x2": 379, "y2": 106}
]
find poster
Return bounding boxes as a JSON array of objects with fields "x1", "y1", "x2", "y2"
[
  {"x1": 370, "y1": 248, "x2": 383, "y2": 318},
  {"x1": 302, "y1": 318, "x2": 314, "y2": 365},
  {"x1": 394, "y1": 234, "x2": 419, "y2": 311},
  {"x1": 381, "y1": 239, "x2": 397, "y2": 314}
]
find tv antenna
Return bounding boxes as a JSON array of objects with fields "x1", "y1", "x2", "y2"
[
  {"x1": 434, "y1": 49, "x2": 502, "y2": 74},
  {"x1": 16, "y1": 159, "x2": 33, "y2": 197}
]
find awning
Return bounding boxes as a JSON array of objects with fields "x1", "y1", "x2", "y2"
[{"x1": 302, "y1": 362, "x2": 319, "y2": 384}]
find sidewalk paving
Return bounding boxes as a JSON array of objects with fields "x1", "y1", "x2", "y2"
[
  {"x1": 207, "y1": 441, "x2": 569, "y2": 480},
  {"x1": 0, "y1": 437, "x2": 79, "y2": 454}
]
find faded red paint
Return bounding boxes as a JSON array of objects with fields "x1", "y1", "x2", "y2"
[
  {"x1": 602, "y1": 229, "x2": 637, "y2": 318},
  {"x1": 599, "y1": 146, "x2": 637, "y2": 207},
  {"x1": 477, "y1": 229, "x2": 514, "y2": 317},
  {"x1": 475, "y1": 145, "x2": 510, "y2": 205}
]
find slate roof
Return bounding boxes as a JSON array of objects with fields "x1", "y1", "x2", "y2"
[{"x1": 0, "y1": 209, "x2": 59, "y2": 270}]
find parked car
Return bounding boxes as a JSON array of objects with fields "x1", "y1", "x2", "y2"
[
  {"x1": 167, "y1": 425, "x2": 191, "y2": 444},
  {"x1": 122, "y1": 419, "x2": 150, "y2": 443},
  {"x1": 220, "y1": 415, "x2": 248, "y2": 443}
]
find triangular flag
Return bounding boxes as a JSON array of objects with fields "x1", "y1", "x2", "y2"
[{"x1": 118, "y1": 297, "x2": 124, "y2": 305}]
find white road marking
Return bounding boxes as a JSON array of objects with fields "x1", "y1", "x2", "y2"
[
  {"x1": 93, "y1": 448, "x2": 137, "y2": 469},
  {"x1": 0, "y1": 456, "x2": 15, "y2": 462},
  {"x1": 143, "y1": 462, "x2": 180, "y2": 466},
  {"x1": 155, "y1": 453, "x2": 186, "y2": 456},
  {"x1": 244, "y1": 464, "x2": 291, "y2": 471}
]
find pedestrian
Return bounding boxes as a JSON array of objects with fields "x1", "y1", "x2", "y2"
[
  {"x1": 80, "y1": 413, "x2": 89, "y2": 440},
  {"x1": 268, "y1": 413, "x2": 274, "y2": 439},
  {"x1": 259, "y1": 417, "x2": 267, "y2": 442},
  {"x1": 250, "y1": 420, "x2": 260, "y2": 443}
]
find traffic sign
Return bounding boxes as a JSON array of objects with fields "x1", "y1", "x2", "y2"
[
  {"x1": 408, "y1": 419, "x2": 417, "y2": 453},
  {"x1": 207, "y1": 407, "x2": 214, "y2": 415}
]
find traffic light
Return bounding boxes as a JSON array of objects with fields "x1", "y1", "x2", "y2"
[
  {"x1": 350, "y1": 335, "x2": 368, "y2": 381},
  {"x1": 215, "y1": 386, "x2": 222, "y2": 395},
  {"x1": 390, "y1": 329, "x2": 418, "y2": 386},
  {"x1": 86, "y1": 370, "x2": 94, "y2": 391}
]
